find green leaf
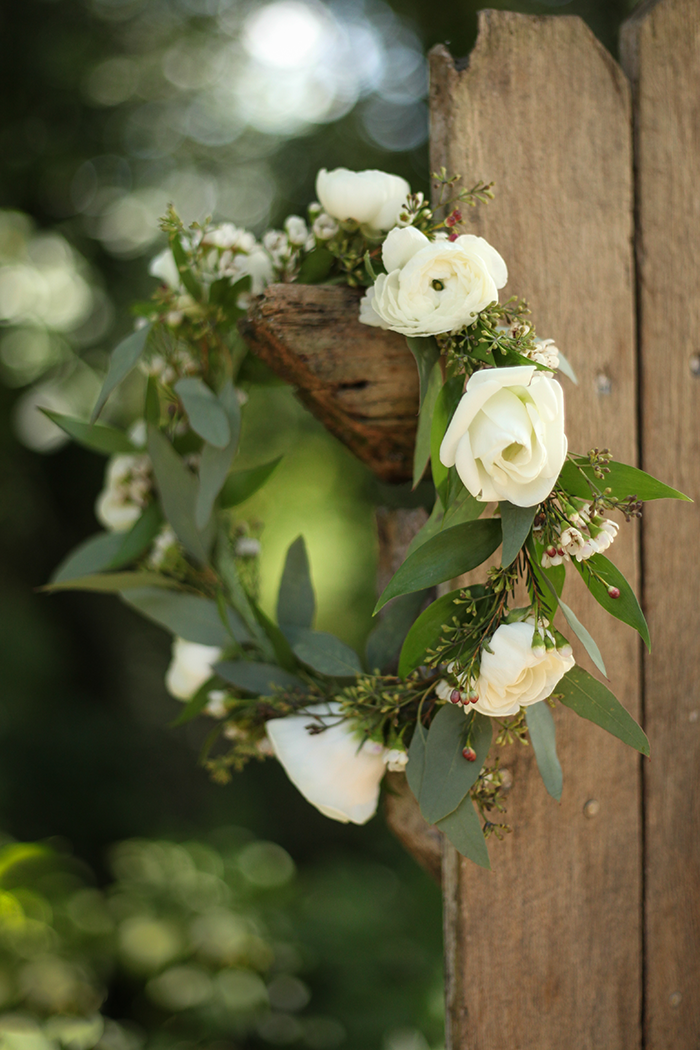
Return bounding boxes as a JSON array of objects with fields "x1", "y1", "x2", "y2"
[
  {"x1": 525, "y1": 702, "x2": 563, "y2": 801},
  {"x1": 436, "y1": 795, "x2": 491, "y2": 869},
  {"x1": 419, "y1": 706, "x2": 492, "y2": 824},
  {"x1": 365, "y1": 591, "x2": 428, "y2": 674},
  {"x1": 145, "y1": 375, "x2": 160, "y2": 425},
  {"x1": 121, "y1": 588, "x2": 250, "y2": 645},
  {"x1": 174, "y1": 377, "x2": 231, "y2": 449},
  {"x1": 406, "y1": 336, "x2": 440, "y2": 409},
  {"x1": 169, "y1": 235, "x2": 202, "y2": 301},
  {"x1": 251, "y1": 603, "x2": 298, "y2": 672},
  {"x1": 208, "y1": 274, "x2": 250, "y2": 314},
  {"x1": 557, "y1": 597, "x2": 607, "y2": 678},
  {"x1": 499, "y1": 501, "x2": 537, "y2": 567},
  {"x1": 430, "y1": 377, "x2": 463, "y2": 496},
  {"x1": 92, "y1": 326, "x2": 151, "y2": 422},
  {"x1": 405, "y1": 498, "x2": 444, "y2": 558},
  {"x1": 196, "y1": 381, "x2": 242, "y2": 530},
  {"x1": 109, "y1": 502, "x2": 163, "y2": 569},
  {"x1": 398, "y1": 587, "x2": 481, "y2": 679},
  {"x1": 43, "y1": 572, "x2": 178, "y2": 593},
  {"x1": 557, "y1": 665, "x2": 649, "y2": 756},
  {"x1": 296, "y1": 247, "x2": 335, "y2": 284},
  {"x1": 284, "y1": 627, "x2": 362, "y2": 677},
  {"x1": 148, "y1": 426, "x2": 208, "y2": 563},
  {"x1": 375, "y1": 519, "x2": 502, "y2": 612},
  {"x1": 413, "y1": 359, "x2": 443, "y2": 489},
  {"x1": 39, "y1": 411, "x2": 136, "y2": 455},
  {"x1": 169, "y1": 679, "x2": 215, "y2": 727},
  {"x1": 406, "y1": 721, "x2": 427, "y2": 800},
  {"x1": 50, "y1": 532, "x2": 128, "y2": 584},
  {"x1": 219, "y1": 456, "x2": 283, "y2": 508},
  {"x1": 558, "y1": 458, "x2": 691, "y2": 503},
  {"x1": 442, "y1": 488, "x2": 481, "y2": 530},
  {"x1": 574, "y1": 554, "x2": 650, "y2": 650},
  {"x1": 556, "y1": 351, "x2": 578, "y2": 385},
  {"x1": 277, "y1": 536, "x2": 315, "y2": 630},
  {"x1": 214, "y1": 661, "x2": 304, "y2": 694}
]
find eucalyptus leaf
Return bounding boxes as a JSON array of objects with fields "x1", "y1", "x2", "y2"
[
  {"x1": 525, "y1": 702, "x2": 563, "y2": 801},
  {"x1": 413, "y1": 359, "x2": 443, "y2": 489},
  {"x1": 284, "y1": 627, "x2": 362, "y2": 677},
  {"x1": 574, "y1": 553, "x2": 650, "y2": 650},
  {"x1": 277, "y1": 536, "x2": 315, "y2": 630},
  {"x1": 406, "y1": 721, "x2": 428, "y2": 800},
  {"x1": 419, "y1": 707, "x2": 492, "y2": 824},
  {"x1": 174, "y1": 377, "x2": 231, "y2": 449},
  {"x1": 365, "y1": 590, "x2": 428, "y2": 673},
  {"x1": 214, "y1": 661, "x2": 304, "y2": 694},
  {"x1": 43, "y1": 572, "x2": 178, "y2": 593},
  {"x1": 252, "y1": 603, "x2": 299, "y2": 673},
  {"x1": 50, "y1": 532, "x2": 127, "y2": 584},
  {"x1": 556, "y1": 665, "x2": 649, "y2": 756},
  {"x1": 558, "y1": 457, "x2": 690, "y2": 503},
  {"x1": 145, "y1": 375, "x2": 160, "y2": 425},
  {"x1": 556, "y1": 351, "x2": 578, "y2": 384},
  {"x1": 406, "y1": 335, "x2": 440, "y2": 408},
  {"x1": 436, "y1": 795, "x2": 491, "y2": 869},
  {"x1": 196, "y1": 381, "x2": 241, "y2": 529},
  {"x1": 40, "y1": 411, "x2": 136, "y2": 455},
  {"x1": 499, "y1": 501, "x2": 537, "y2": 567},
  {"x1": 92, "y1": 326, "x2": 150, "y2": 422},
  {"x1": 108, "y1": 502, "x2": 163, "y2": 569},
  {"x1": 121, "y1": 588, "x2": 250, "y2": 645},
  {"x1": 296, "y1": 247, "x2": 334, "y2": 284},
  {"x1": 148, "y1": 426, "x2": 208, "y2": 563},
  {"x1": 375, "y1": 518, "x2": 502, "y2": 612},
  {"x1": 219, "y1": 456, "x2": 283, "y2": 508},
  {"x1": 557, "y1": 597, "x2": 607, "y2": 677},
  {"x1": 170, "y1": 679, "x2": 216, "y2": 727}
]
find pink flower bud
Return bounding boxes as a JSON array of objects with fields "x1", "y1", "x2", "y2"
[
  {"x1": 607, "y1": 585, "x2": 621, "y2": 599},
  {"x1": 450, "y1": 689, "x2": 462, "y2": 704},
  {"x1": 448, "y1": 232, "x2": 458, "y2": 242},
  {"x1": 462, "y1": 746, "x2": 477, "y2": 762}
]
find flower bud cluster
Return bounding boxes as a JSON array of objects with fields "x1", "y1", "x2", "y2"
[
  {"x1": 538, "y1": 501, "x2": 619, "y2": 567},
  {"x1": 435, "y1": 662, "x2": 480, "y2": 707},
  {"x1": 95, "y1": 453, "x2": 153, "y2": 532}
]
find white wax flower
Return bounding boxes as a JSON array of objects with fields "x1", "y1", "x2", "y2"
[
  {"x1": 201, "y1": 223, "x2": 256, "y2": 252},
  {"x1": 149, "y1": 248, "x2": 181, "y2": 289},
  {"x1": 284, "y1": 215, "x2": 309, "y2": 246},
  {"x1": 312, "y1": 213, "x2": 339, "y2": 241},
  {"x1": 359, "y1": 227, "x2": 507, "y2": 336},
  {"x1": 265, "y1": 702, "x2": 387, "y2": 825},
  {"x1": 384, "y1": 749, "x2": 409, "y2": 773},
  {"x1": 95, "y1": 454, "x2": 152, "y2": 532},
  {"x1": 474, "y1": 621, "x2": 575, "y2": 718},
  {"x1": 315, "y1": 168, "x2": 410, "y2": 232},
  {"x1": 235, "y1": 246, "x2": 273, "y2": 294},
  {"x1": 165, "y1": 639, "x2": 222, "y2": 701},
  {"x1": 440, "y1": 365, "x2": 567, "y2": 507}
]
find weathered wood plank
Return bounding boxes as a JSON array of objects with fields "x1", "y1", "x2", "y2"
[
  {"x1": 430, "y1": 12, "x2": 641, "y2": 1049},
  {"x1": 240, "y1": 284, "x2": 418, "y2": 481},
  {"x1": 621, "y1": 3, "x2": 700, "y2": 1046}
]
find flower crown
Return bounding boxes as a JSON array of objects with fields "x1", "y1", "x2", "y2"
[{"x1": 46, "y1": 167, "x2": 688, "y2": 869}]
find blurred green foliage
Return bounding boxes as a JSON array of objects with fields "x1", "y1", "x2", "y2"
[{"x1": 0, "y1": 0, "x2": 641, "y2": 1047}]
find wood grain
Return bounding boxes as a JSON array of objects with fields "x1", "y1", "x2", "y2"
[
  {"x1": 621, "y1": 3, "x2": 700, "y2": 1046},
  {"x1": 240, "y1": 283, "x2": 418, "y2": 482},
  {"x1": 430, "y1": 13, "x2": 641, "y2": 1048}
]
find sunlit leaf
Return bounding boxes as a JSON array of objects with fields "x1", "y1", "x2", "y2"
[
  {"x1": 558, "y1": 457, "x2": 690, "y2": 502},
  {"x1": 277, "y1": 536, "x2": 315, "y2": 630},
  {"x1": 219, "y1": 456, "x2": 283, "y2": 508},
  {"x1": 573, "y1": 553, "x2": 650, "y2": 650},
  {"x1": 556, "y1": 665, "x2": 649, "y2": 756}
]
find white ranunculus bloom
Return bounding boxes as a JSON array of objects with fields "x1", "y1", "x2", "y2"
[
  {"x1": 265, "y1": 702, "x2": 387, "y2": 825},
  {"x1": 148, "y1": 248, "x2": 181, "y2": 289},
  {"x1": 165, "y1": 639, "x2": 222, "y2": 701},
  {"x1": 474, "y1": 621, "x2": 575, "y2": 718},
  {"x1": 315, "y1": 168, "x2": 410, "y2": 232},
  {"x1": 440, "y1": 365, "x2": 567, "y2": 507},
  {"x1": 359, "y1": 227, "x2": 507, "y2": 336},
  {"x1": 95, "y1": 453, "x2": 152, "y2": 532}
]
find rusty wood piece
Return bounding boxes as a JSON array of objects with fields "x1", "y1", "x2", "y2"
[
  {"x1": 621, "y1": 3, "x2": 700, "y2": 1046},
  {"x1": 384, "y1": 772, "x2": 442, "y2": 884},
  {"x1": 431, "y1": 12, "x2": 640, "y2": 1049},
  {"x1": 240, "y1": 284, "x2": 419, "y2": 482}
]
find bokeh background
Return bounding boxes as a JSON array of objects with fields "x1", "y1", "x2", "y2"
[{"x1": 0, "y1": 1, "x2": 640, "y2": 1048}]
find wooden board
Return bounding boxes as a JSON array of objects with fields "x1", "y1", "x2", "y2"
[
  {"x1": 430, "y1": 12, "x2": 641, "y2": 1048},
  {"x1": 240, "y1": 283, "x2": 418, "y2": 481},
  {"x1": 621, "y1": 3, "x2": 700, "y2": 1046}
]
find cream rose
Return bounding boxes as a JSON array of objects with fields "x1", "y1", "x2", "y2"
[
  {"x1": 315, "y1": 168, "x2": 410, "y2": 232},
  {"x1": 359, "y1": 227, "x2": 507, "y2": 336},
  {"x1": 165, "y1": 639, "x2": 222, "y2": 700},
  {"x1": 265, "y1": 702, "x2": 386, "y2": 825},
  {"x1": 440, "y1": 365, "x2": 567, "y2": 507},
  {"x1": 474, "y1": 621, "x2": 575, "y2": 717}
]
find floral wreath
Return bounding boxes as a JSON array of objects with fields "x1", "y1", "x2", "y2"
[{"x1": 45, "y1": 167, "x2": 688, "y2": 869}]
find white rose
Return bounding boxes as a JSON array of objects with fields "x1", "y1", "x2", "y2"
[
  {"x1": 315, "y1": 168, "x2": 410, "y2": 232},
  {"x1": 474, "y1": 621, "x2": 575, "y2": 717},
  {"x1": 359, "y1": 227, "x2": 507, "y2": 336},
  {"x1": 165, "y1": 639, "x2": 222, "y2": 700},
  {"x1": 148, "y1": 248, "x2": 181, "y2": 289},
  {"x1": 95, "y1": 453, "x2": 152, "y2": 532},
  {"x1": 440, "y1": 365, "x2": 567, "y2": 507},
  {"x1": 265, "y1": 702, "x2": 386, "y2": 825}
]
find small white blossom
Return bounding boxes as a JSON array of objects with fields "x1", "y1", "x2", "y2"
[
  {"x1": 312, "y1": 213, "x2": 339, "y2": 241},
  {"x1": 202, "y1": 223, "x2": 256, "y2": 252},
  {"x1": 235, "y1": 537, "x2": 261, "y2": 558},
  {"x1": 165, "y1": 639, "x2": 221, "y2": 700},
  {"x1": 148, "y1": 525, "x2": 178, "y2": 569},
  {"x1": 263, "y1": 230, "x2": 289, "y2": 256},
  {"x1": 531, "y1": 337, "x2": 560, "y2": 371},
  {"x1": 560, "y1": 526, "x2": 586, "y2": 557},
  {"x1": 384, "y1": 749, "x2": 409, "y2": 773},
  {"x1": 205, "y1": 690, "x2": 229, "y2": 719},
  {"x1": 284, "y1": 215, "x2": 309, "y2": 246},
  {"x1": 95, "y1": 454, "x2": 152, "y2": 532}
]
